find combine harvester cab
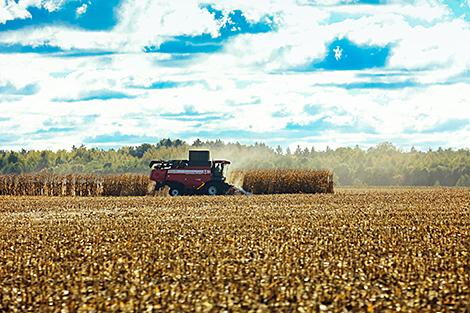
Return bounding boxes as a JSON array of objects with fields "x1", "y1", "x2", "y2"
[{"x1": 149, "y1": 150, "x2": 235, "y2": 196}]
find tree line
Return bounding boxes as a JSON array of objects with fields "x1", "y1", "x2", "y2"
[{"x1": 1, "y1": 139, "x2": 469, "y2": 187}]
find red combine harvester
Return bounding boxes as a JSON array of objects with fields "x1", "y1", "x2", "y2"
[{"x1": 149, "y1": 150, "x2": 234, "y2": 196}]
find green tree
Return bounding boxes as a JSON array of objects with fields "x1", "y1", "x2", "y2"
[
  {"x1": 36, "y1": 150, "x2": 55, "y2": 171},
  {"x1": 192, "y1": 139, "x2": 203, "y2": 147},
  {"x1": 0, "y1": 140, "x2": 469, "y2": 186},
  {"x1": 333, "y1": 163, "x2": 353, "y2": 186},
  {"x1": 456, "y1": 174, "x2": 470, "y2": 187}
]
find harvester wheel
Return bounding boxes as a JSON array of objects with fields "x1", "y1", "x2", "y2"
[
  {"x1": 169, "y1": 186, "x2": 183, "y2": 196},
  {"x1": 204, "y1": 183, "x2": 219, "y2": 195}
]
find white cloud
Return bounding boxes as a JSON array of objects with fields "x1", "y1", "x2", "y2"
[
  {"x1": 386, "y1": 19, "x2": 470, "y2": 75},
  {"x1": 114, "y1": 0, "x2": 220, "y2": 51},
  {"x1": 191, "y1": 1, "x2": 470, "y2": 77},
  {"x1": 220, "y1": 5, "x2": 332, "y2": 70},
  {"x1": 2, "y1": 70, "x2": 470, "y2": 151},
  {"x1": 295, "y1": 0, "x2": 343, "y2": 5},
  {"x1": 41, "y1": 0, "x2": 66, "y2": 12},
  {"x1": 326, "y1": 1, "x2": 446, "y2": 22},
  {"x1": 1, "y1": 0, "x2": 470, "y2": 150},
  {"x1": 0, "y1": 26, "x2": 128, "y2": 51},
  {"x1": 0, "y1": 0, "x2": 73, "y2": 24},
  {"x1": 204, "y1": 0, "x2": 285, "y2": 23},
  {"x1": 76, "y1": 3, "x2": 87, "y2": 16},
  {"x1": 0, "y1": 0, "x2": 34, "y2": 24}
]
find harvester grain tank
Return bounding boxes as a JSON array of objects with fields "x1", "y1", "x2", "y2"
[{"x1": 149, "y1": 150, "x2": 235, "y2": 196}]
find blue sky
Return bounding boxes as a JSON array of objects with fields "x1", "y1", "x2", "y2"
[{"x1": 1, "y1": 0, "x2": 470, "y2": 151}]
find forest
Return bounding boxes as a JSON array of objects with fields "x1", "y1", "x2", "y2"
[{"x1": 1, "y1": 139, "x2": 469, "y2": 187}]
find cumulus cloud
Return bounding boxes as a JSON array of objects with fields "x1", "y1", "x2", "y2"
[
  {"x1": 42, "y1": 0, "x2": 68, "y2": 12},
  {"x1": 0, "y1": 0, "x2": 35, "y2": 24},
  {"x1": 76, "y1": 3, "x2": 87, "y2": 16},
  {"x1": 113, "y1": 0, "x2": 220, "y2": 51},
  {"x1": 0, "y1": 0, "x2": 74, "y2": 24}
]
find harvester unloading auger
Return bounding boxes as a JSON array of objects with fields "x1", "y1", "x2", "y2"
[{"x1": 149, "y1": 150, "x2": 251, "y2": 196}]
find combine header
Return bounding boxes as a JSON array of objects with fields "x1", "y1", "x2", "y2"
[{"x1": 149, "y1": 150, "x2": 245, "y2": 196}]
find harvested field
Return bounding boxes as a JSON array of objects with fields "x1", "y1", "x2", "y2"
[{"x1": 1, "y1": 187, "x2": 469, "y2": 312}]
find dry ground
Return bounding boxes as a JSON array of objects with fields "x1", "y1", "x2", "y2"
[{"x1": 1, "y1": 187, "x2": 469, "y2": 312}]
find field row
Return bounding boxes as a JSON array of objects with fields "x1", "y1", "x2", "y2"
[
  {"x1": 0, "y1": 187, "x2": 469, "y2": 312},
  {"x1": 0, "y1": 173, "x2": 150, "y2": 196},
  {"x1": 232, "y1": 168, "x2": 334, "y2": 194},
  {"x1": 1, "y1": 168, "x2": 335, "y2": 197}
]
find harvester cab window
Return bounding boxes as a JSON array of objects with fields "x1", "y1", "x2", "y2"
[
  {"x1": 171, "y1": 160, "x2": 188, "y2": 169},
  {"x1": 150, "y1": 160, "x2": 172, "y2": 170},
  {"x1": 212, "y1": 163, "x2": 222, "y2": 178}
]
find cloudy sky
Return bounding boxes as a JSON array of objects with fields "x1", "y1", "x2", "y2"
[{"x1": 1, "y1": 0, "x2": 469, "y2": 152}]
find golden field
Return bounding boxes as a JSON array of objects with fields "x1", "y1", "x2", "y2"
[{"x1": 1, "y1": 187, "x2": 469, "y2": 312}]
